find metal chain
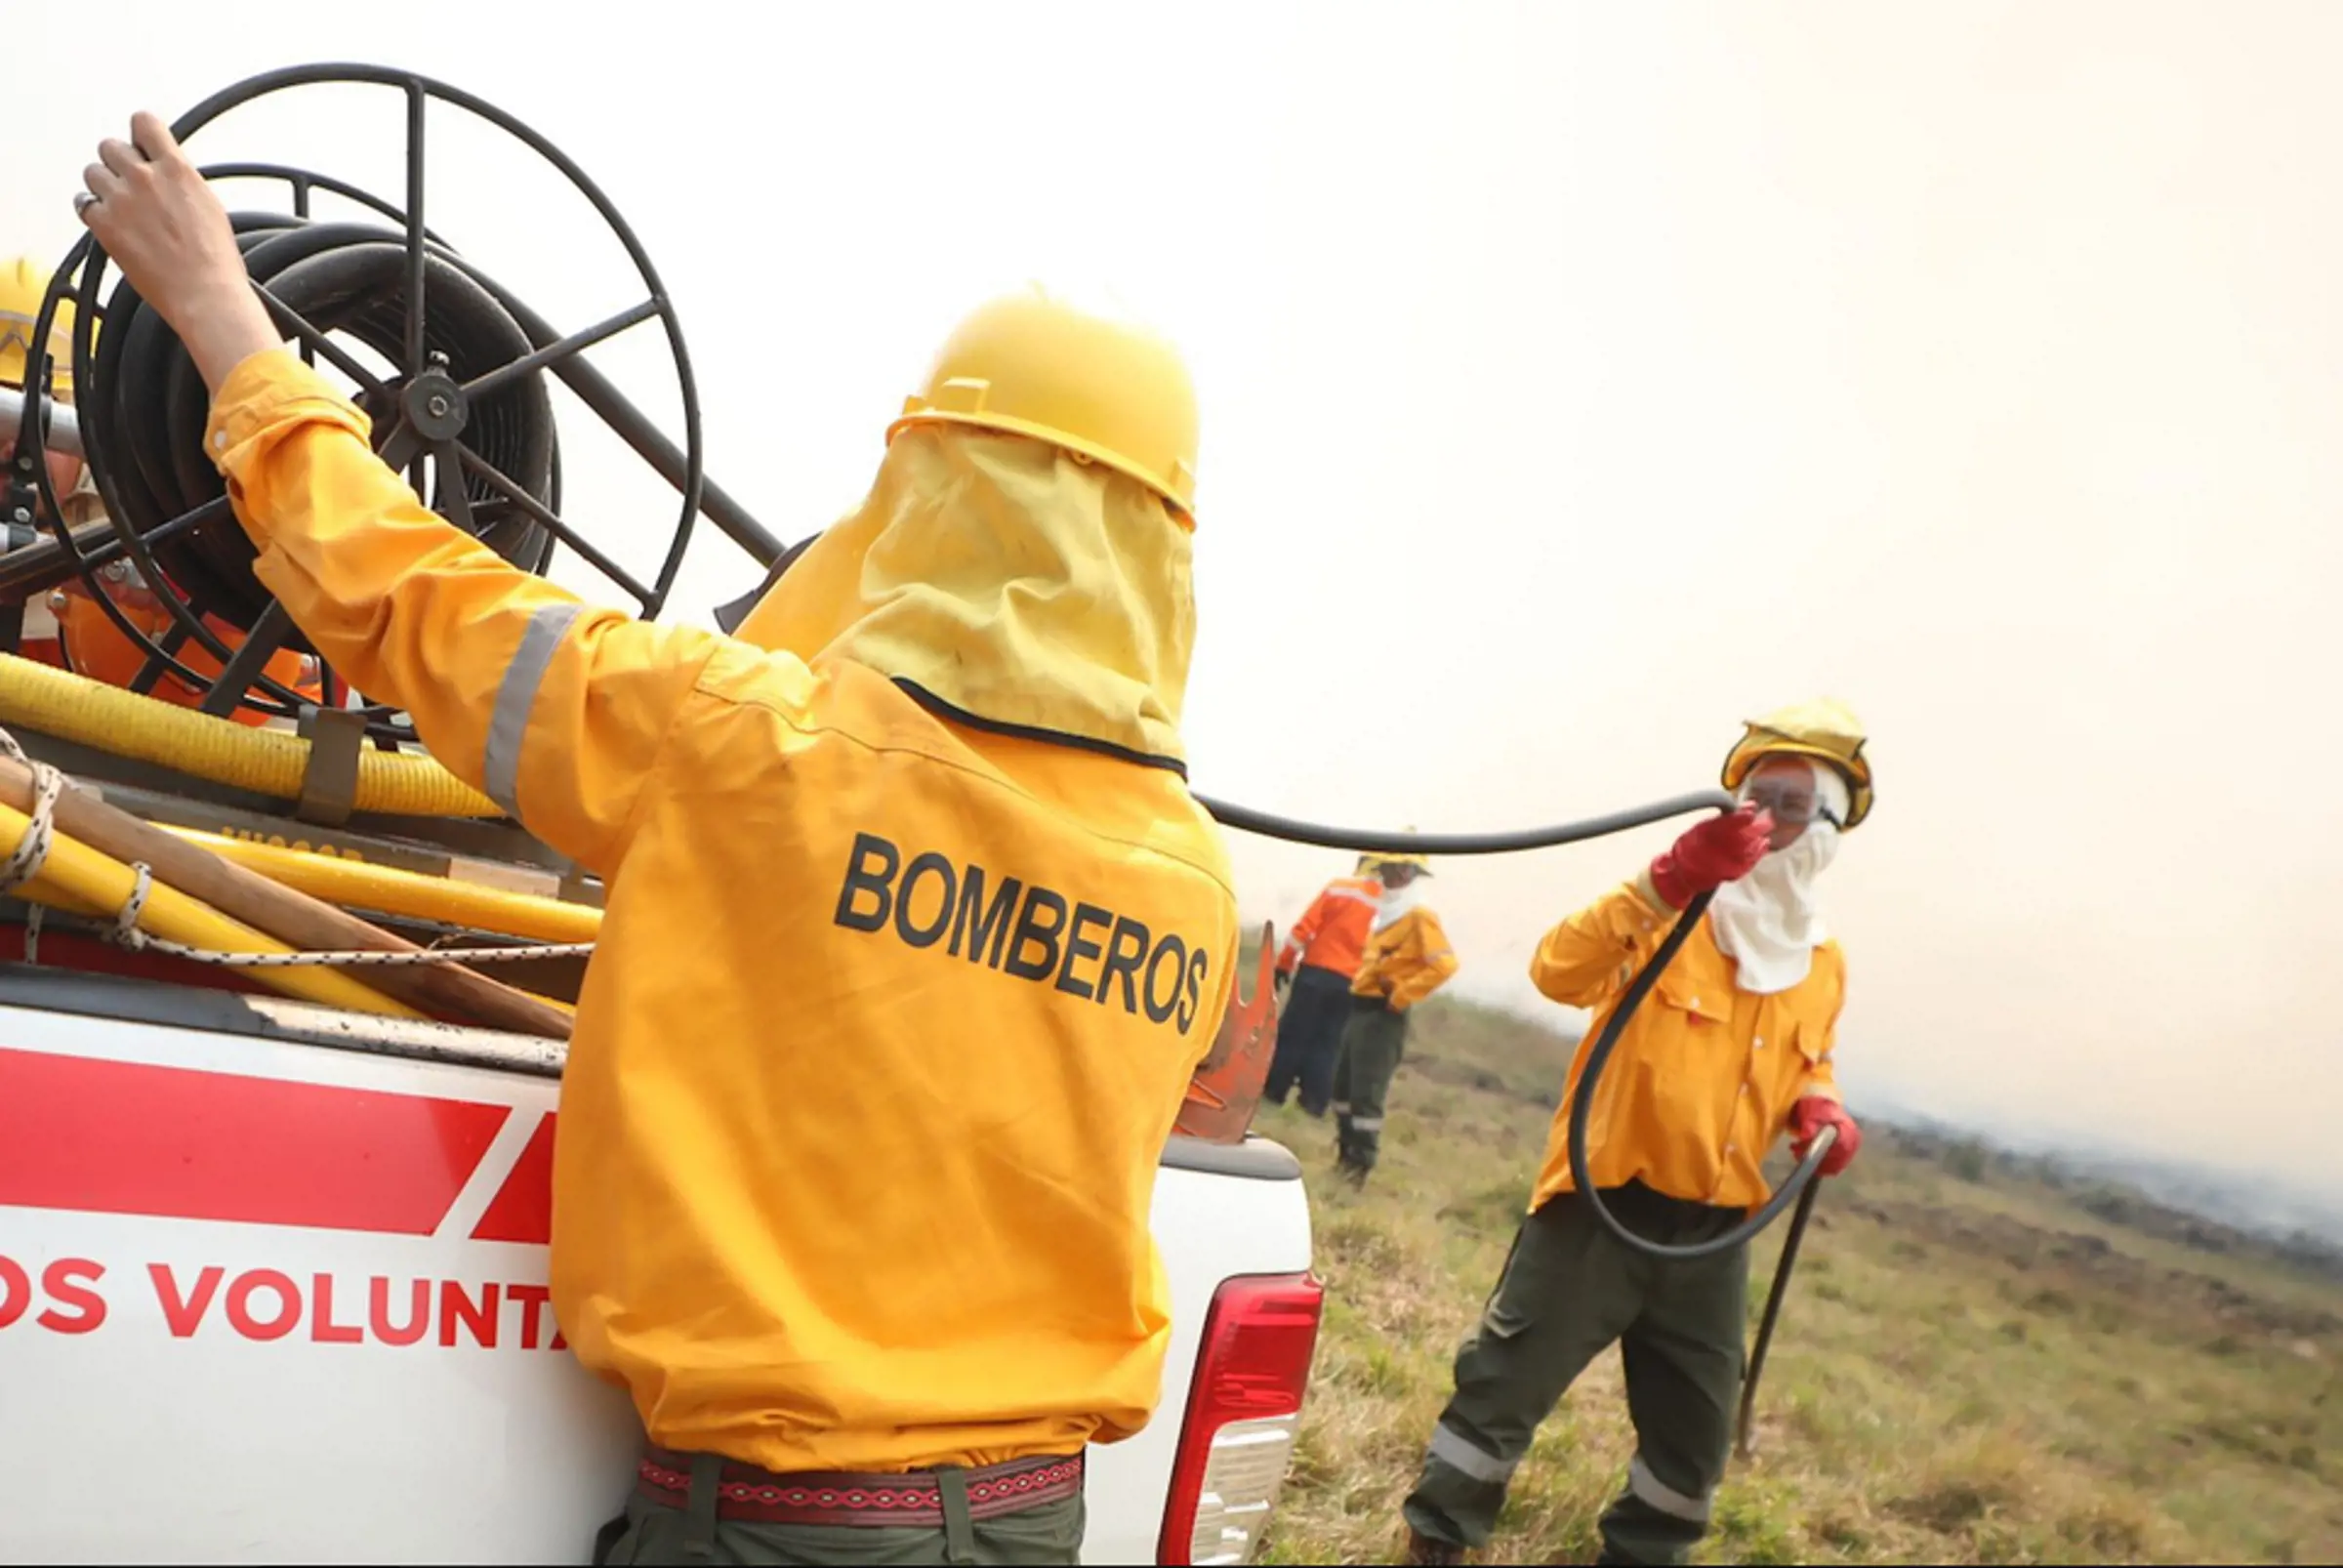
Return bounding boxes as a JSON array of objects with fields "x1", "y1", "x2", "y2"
[{"x1": 0, "y1": 722, "x2": 594, "y2": 970}]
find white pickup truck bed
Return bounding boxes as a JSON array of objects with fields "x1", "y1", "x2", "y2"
[{"x1": 0, "y1": 964, "x2": 1316, "y2": 1565}]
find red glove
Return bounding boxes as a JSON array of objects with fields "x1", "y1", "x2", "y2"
[
  {"x1": 1648, "y1": 805, "x2": 1774, "y2": 910},
  {"x1": 1789, "y1": 1097, "x2": 1861, "y2": 1176}
]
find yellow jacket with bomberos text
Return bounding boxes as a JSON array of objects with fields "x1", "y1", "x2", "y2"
[
  {"x1": 1349, "y1": 905, "x2": 1459, "y2": 1012},
  {"x1": 1525, "y1": 879, "x2": 1843, "y2": 1215},
  {"x1": 204, "y1": 347, "x2": 1238, "y2": 1476}
]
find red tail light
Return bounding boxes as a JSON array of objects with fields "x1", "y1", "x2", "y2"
[{"x1": 1157, "y1": 1270, "x2": 1326, "y2": 1565}]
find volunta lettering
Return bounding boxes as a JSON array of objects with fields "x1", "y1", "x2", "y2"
[{"x1": 834, "y1": 831, "x2": 1211, "y2": 1034}]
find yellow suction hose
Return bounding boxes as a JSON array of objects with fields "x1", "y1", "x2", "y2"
[
  {"x1": 0, "y1": 654, "x2": 501, "y2": 818},
  {"x1": 0, "y1": 799, "x2": 423, "y2": 1018},
  {"x1": 161, "y1": 825, "x2": 602, "y2": 945}
]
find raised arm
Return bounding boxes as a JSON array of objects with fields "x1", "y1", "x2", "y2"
[
  {"x1": 1531, "y1": 805, "x2": 1777, "y2": 1008},
  {"x1": 210, "y1": 354, "x2": 727, "y2": 871}
]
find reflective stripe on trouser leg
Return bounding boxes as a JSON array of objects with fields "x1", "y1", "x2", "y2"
[
  {"x1": 1627, "y1": 1456, "x2": 1710, "y2": 1523},
  {"x1": 482, "y1": 601, "x2": 583, "y2": 816},
  {"x1": 1428, "y1": 1422, "x2": 1516, "y2": 1485}
]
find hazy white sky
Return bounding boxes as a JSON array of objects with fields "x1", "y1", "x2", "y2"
[{"x1": 13, "y1": 3, "x2": 2340, "y2": 1205}]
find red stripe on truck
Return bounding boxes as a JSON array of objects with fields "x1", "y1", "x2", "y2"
[
  {"x1": 0, "y1": 1048, "x2": 510, "y2": 1236},
  {"x1": 471, "y1": 1112, "x2": 556, "y2": 1244}
]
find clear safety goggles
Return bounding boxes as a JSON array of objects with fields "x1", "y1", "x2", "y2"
[{"x1": 1742, "y1": 771, "x2": 1843, "y2": 831}]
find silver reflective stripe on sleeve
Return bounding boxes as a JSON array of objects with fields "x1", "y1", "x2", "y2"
[
  {"x1": 1351, "y1": 1116, "x2": 1385, "y2": 1132},
  {"x1": 1427, "y1": 1423, "x2": 1516, "y2": 1485},
  {"x1": 482, "y1": 602, "x2": 584, "y2": 817},
  {"x1": 1628, "y1": 1456, "x2": 1710, "y2": 1522}
]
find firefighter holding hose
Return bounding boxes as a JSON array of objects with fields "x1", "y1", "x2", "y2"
[
  {"x1": 1401, "y1": 700, "x2": 1873, "y2": 1567},
  {"x1": 78, "y1": 114, "x2": 1233, "y2": 1566}
]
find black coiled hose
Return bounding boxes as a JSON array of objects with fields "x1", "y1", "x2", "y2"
[
  {"x1": 86, "y1": 211, "x2": 557, "y2": 651},
  {"x1": 1196, "y1": 793, "x2": 1832, "y2": 1260}
]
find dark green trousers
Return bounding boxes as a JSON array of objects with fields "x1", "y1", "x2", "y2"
[
  {"x1": 597, "y1": 1462, "x2": 1085, "y2": 1566},
  {"x1": 1331, "y1": 994, "x2": 1408, "y2": 1174},
  {"x1": 1402, "y1": 1183, "x2": 1748, "y2": 1566}
]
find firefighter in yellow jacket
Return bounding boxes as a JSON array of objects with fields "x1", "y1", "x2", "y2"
[
  {"x1": 1401, "y1": 701, "x2": 1873, "y2": 1568},
  {"x1": 1331, "y1": 850, "x2": 1458, "y2": 1184},
  {"x1": 80, "y1": 115, "x2": 1236, "y2": 1567}
]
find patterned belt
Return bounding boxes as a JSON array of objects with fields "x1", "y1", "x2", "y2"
[{"x1": 635, "y1": 1445, "x2": 1085, "y2": 1529}]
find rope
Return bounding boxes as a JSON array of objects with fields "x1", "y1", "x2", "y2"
[
  {"x1": 0, "y1": 722, "x2": 593, "y2": 970},
  {"x1": 135, "y1": 934, "x2": 594, "y2": 968},
  {"x1": 0, "y1": 727, "x2": 62, "y2": 896}
]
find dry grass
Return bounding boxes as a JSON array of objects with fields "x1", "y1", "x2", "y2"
[{"x1": 1249, "y1": 995, "x2": 2343, "y2": 1566}]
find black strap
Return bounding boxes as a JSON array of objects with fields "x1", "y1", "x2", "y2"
[
  {"x1": 936, "y1": 1465, "x2": 977, "y2": 1565},
  {"x1": 682, "y1": 1451, "x2": 723, "y2": 1561}
]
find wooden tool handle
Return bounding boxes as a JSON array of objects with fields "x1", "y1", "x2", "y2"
[{"x1": 0, "y1": 755, "x2": 573, "y2": 1041}]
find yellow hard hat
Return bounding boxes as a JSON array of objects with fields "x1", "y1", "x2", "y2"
[
  {"x1": 1375, "y1": 829, "x2": 1433, "y2": 876},
  {"x1": 1720, "y1": 697, "x2": 1874, "y2": 829},
  {"x1": 0, "y1": 256, "x2": 76, "y2": 402},
  {"x1": 888, "y1": 286, "x2": 1200, "y2": 518}
]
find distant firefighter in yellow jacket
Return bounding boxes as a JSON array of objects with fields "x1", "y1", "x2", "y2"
[
  {"x1": 1332, "y1": 851, "x2": 1459, "y2": 1183},
  {"x1": 80, "y1": 113, "x2": 1236, "y2": 1568},
  {"x1": 1401, "y1": 700, "x2": 1874, "y2": 1568}
]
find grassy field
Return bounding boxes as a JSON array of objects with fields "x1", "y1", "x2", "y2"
[{"x1": 1249, "y1": 993, "x2": 2343, "y2": 1566}]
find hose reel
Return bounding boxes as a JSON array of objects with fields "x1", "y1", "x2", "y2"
[{"x1": 7, "y1": 62, "x2": 785, "y2": 742}]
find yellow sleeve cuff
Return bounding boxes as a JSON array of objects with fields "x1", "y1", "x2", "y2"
[
  {"x1": 203, "y1": 348, "x2": 374, "y2": 480},
  {"x1": 1628, "y1": 870, "x2": 1670, "y2": 920}
]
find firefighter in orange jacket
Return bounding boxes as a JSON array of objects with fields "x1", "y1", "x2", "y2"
[
  {"x1": 1401, "y1": 701, "x2": 1873, "y2": 1568},
  {"x1": 3, "y1": 254, "x2": 321, "y2": 722},
  {"x1": 1263, "y1": 853, "x2": 1384, "y2": 1116},
  {"x1": 81, "y1": 115, "x2": 1235, "y2": 1567},
  {"x1": 1332, "y1": 851, "x2": 1458, "y2": 1183}
]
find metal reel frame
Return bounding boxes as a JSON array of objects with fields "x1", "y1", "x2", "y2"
[{"x1": 14, "y1": 62, "x2": 714, "y2": 743}]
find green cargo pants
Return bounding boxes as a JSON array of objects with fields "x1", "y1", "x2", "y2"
[
  {"x1": 1331, "y1": 994, "x2": 1408, "y2": 1176},
  {"x1": 596, "y1": 1456, "x2": 1086, "y2": 1566},
  {"x1": 1402, "y1": 1182, "x2": 1748, "y2": 1566}
]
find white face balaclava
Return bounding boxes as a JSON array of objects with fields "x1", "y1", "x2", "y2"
[
  {"x1": 1373, "y1": 872, "x2": 1426, "y2": 932},
  {"x1": 1708, "y1": 760, "x2": 1849, "y2": 995}
]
